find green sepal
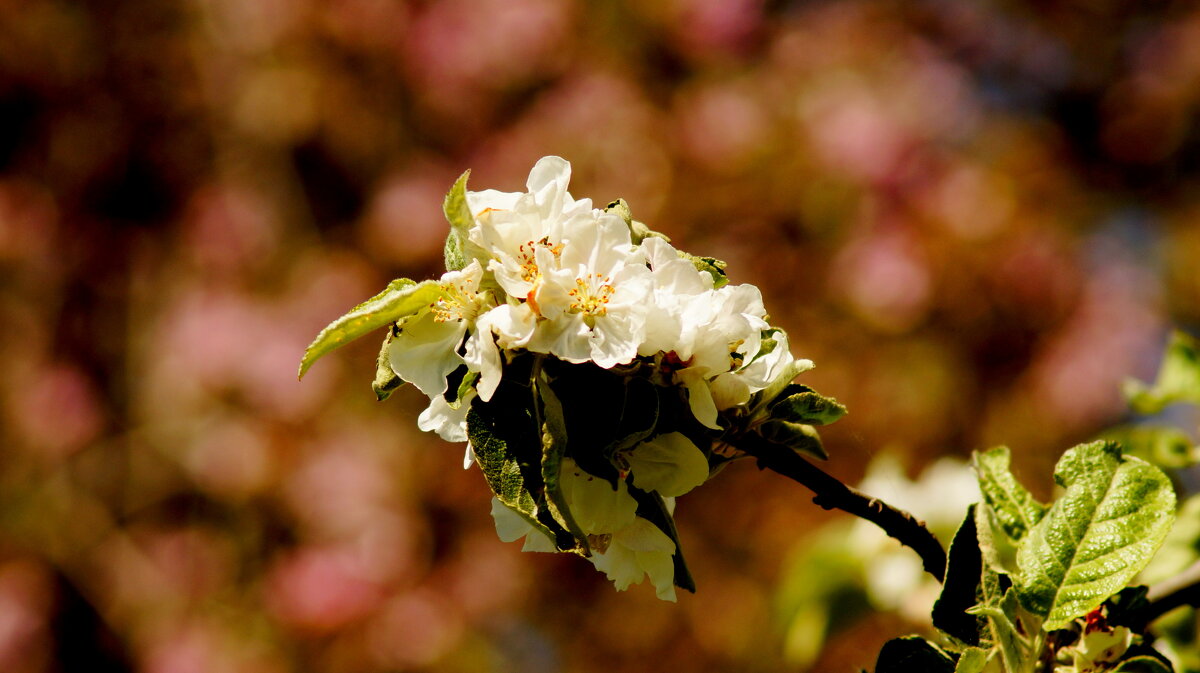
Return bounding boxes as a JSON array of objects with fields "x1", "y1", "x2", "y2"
[
  {"x1": 679, "y1": 251, "x2": 728, "y2": 288},
  {"x1": 873, "y1": 636, "x2": 955, "y2": 673},
  {"x1": 768, "y1": 384, "x2": 847, "y2": 426},
  {"x1": 442, "y1": 170, "x2": 474, "y2": 271},
  {"x1": 298, "y1": 278, "x2": 443, "y2": 380},
  {"x1": 967, "y1": 589, "x2": 1033, "y2": 673},
  {"x1": 953, "y1": 647, "x2": 994, "y2": 673},
  {"x1": 933, "y1": 504, "x2": 986, "y2": 646},
  {"x1": 1124, "y1": 330, "x2": 1200, "y2": 414},
  {"x1": 1015, "y1": 441, "x2": 1176, "y2": 629},
  {"x1": 537, "y1": 381, "x2": 590, "y2": 554},
  {"x1": 604, "y1": 198, "x2": 670, "y2": 245},
  {"x1": 627, "y1": 483, "x2": 695, "y2": 594},
  {"x1": 758, "y1": 420, "x2": 828, "y2": 460},
  {"x1": 973, "y1": 447, "x2": 1046, "y2": 541},
  {"x1": 372, "y1": 325, "x2": 404, "y2": 401}
]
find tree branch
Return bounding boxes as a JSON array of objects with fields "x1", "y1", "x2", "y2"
[
  {"x1": 736, "y1": 433, "x2": 947, "y2": 582},
  {"x1": 1137, "y1": 559, "x2": 1200, "y2": 627}
]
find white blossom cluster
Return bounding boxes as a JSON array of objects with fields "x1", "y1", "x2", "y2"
[{"x1": 384, "y1": 156, "x2": 808, "y2": 600}]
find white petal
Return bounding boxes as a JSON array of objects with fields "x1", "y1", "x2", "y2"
[
  {"x1": 417, "y1": 393, "x2": 471, "y2": 442},
  {"x1": 626, "y1": 432, "x2": 710, "y2": 498},
  {"x1": 678, "y1": 369, "x2": 720, "y2": 430},
  {"x1": 388, "y1": 312, "x2": 465, "y2": 397},
  {"x1": 559, "y1": 459, "x2": 637, "y2": 534}
]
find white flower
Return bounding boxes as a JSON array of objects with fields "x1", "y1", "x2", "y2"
[
  {"x1": 526, "y1": 213, "x2": 652, "y2": 368},
  {"x1": 416, "y1": 389, "x2": 473, "y2": 443},
  {"x1": 388, "y1": 260, "x2": 495, "y2": 397},
  {"x1": 590, "y1": 516, "x2": 678, "y2": 602},
  {"x1": 625, "y1": 432, "x2": 710, "y2": 498},
  {"x1": 467, "y1": 156, "x2": 595, "y2": 302},
  {"x1": 489, "y1": 497, "x2": 557, "y2": 553}
]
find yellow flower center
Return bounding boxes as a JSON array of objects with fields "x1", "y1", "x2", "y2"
[{"x1": 567, "y1": 273, "x2": 615, "y2": 317}]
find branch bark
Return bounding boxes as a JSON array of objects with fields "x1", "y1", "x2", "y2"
[
  {"x1": 1137, "y1": 558, "x2": 1200, "y2": 627},
  {"x1": 736, "y1": 433, "x2": 947, "y2": 582}
]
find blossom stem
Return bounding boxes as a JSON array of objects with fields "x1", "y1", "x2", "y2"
[{"x1": 736, "y1": 432, "x2": 947, "y2": 582}]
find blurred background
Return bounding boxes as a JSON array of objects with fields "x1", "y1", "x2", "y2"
[{"x1": 1, "y1": 0, "x2": 1199, "y2": 671}]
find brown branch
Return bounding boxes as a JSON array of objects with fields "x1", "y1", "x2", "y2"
[
  {"x1": 1138, "y1": 559, "x2": 1200, "y2": 627},
  {"x1": 736, "y1": 433, "x2": 947, "y2": 582}
]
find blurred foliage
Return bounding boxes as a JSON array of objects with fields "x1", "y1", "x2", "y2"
[{"x1": 1, "y1": 0, "x2": 1199, "y2": 671}]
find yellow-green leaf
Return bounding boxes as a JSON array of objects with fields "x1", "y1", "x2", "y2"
[{"x1": 298, "y1": 278, "x2": 443, "y2": 380}]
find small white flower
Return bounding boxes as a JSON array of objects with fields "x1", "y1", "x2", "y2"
[
  {"x1": 489, "y1": 497, "x2": 557, "y2": 553},
  {"x1": 526, "y1": 213, "x2": 652, "y2": 368},
  {"x1": 590, "y1": 516, "x2": 678, "y2": 602},
  {"x1": 388, "y1": 260, "x2": 494, "y2": 397}
]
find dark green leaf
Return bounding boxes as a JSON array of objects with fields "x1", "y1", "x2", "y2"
[
  {"x1": 758, "y1": 420, "x2": 828, "y2": 460},
  {"x1": 933, "y1": 505, "x2": 985, "y2": 646},
  {"x1": 627, "y1": 483, "x2": 695, "y2": 594},
  {"x1": 467, "y1": 392, "x2": 571, "y2": 550},
  {"x1": 299, "y1": 279, "x2": 443, "y2": 380},
  {"x1": 538, "y1": 381, "x2": 589, "y2": 553},
  {"x1": 372, "y1": 326, "x2": 404, "y2": 401},
  {"x1": 768, "y1": 386, "x2": 847, "y2": 426},
  {"x1": 973, "y1": 447, "x2": 1046, "y2": 541},
  {"x1": 873, "y1": 636, "x2": 955, "y2": 673},
  {"x1": 1016, "y1": 441, "x2": 1177, "y2": 629},
  {"x1": 1124, "y1": 330, "x2": 1200, "y2": 414},
  {"x1": 1115, "y1": 655, "x2": 1175, "y2": 673}
]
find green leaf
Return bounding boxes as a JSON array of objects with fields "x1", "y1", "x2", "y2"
[
  {"x1": 967, "y1": 590, "x2": 1032, "y2": 673},
  {"x1": 680, "y1": 252, "x2": 728, "y2": 288},
  {"x1": 752, "y1": 359, "x2": 817, "y2": 413},
  {"x1": 372, "y1": 326, "x2": 403, "y2": 401},
  {"x1": 973, "y1": 447, "x2": 1047, "y2": 541},
  {"x1": 974, "y1": 501, "x2": 1019, "y2": 575},
  {"x1": 442, "y1": 170, "x2": 474, "y2": 271},
  {"x1": 298, "y1": 278, "x2": 443, "y2": 380},
  {"x1": 1100, "y1": 425, "x2": 1199, "y2": 469},
  {"x1": 873, "y1": 636, "x2": 955, "y2": 673},
  {"x1": 1124, "y1": 330, "x2": 1200, "y2": 414},
  {"x1": 537, "y1": 381, "x2": 589, "y2": 554},
  {"x1": 1015, "y1": 441, "x2": 1177, "y2": 629},
  {"x1": 1115, "y1": 655, "x2": 1175, "y2": 673},
  {"x1": 758, "y1": 420, "x2": 829, "y2": 460},
  {"x1": 768, "y1": 385, "x2": 847, "y2": 426},
  {"x1": 467, "y1": 392, "x2": 571, "y2": 550},
  {"x1": 933, "y1": 505, "x2": 985, "y2": 646},
  {"x1": 954, "y1": 647, "x2": 994, "y2": 673}
]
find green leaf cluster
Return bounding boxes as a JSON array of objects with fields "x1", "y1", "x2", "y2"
[
  {"x1": 1124, "y1": 330, "x2": 1200, "y2": 415},
  {"x1": 875, "y1": 442, "x2": 1178, "y2": 673}
]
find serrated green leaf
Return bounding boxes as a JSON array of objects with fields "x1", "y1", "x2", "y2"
[
  {"x1": 954, "y1": 647, "x2": 994, "y2": 673},
  {"x1": 298, "y1": 278, "x2": 443, "y2": 380},
  {"x1": 443, "y1": 170, "x2": 474, "y2": 271},
  {"x1": 934, "y1": 505, "x2": 985, "y2": 646},
  {"x1": 769, "y1": 386, "x2": 847, "y2": 426},
  {"x1": 874, "y1": 636, "x2": 955, "y2": 673},
  {"x1": 372, "y1": 326, "x2": 403, "y2": 401},
  {"x1": 1015, "y1": 441, "x2": 1177, "y2": 630},
  {"x1": 973, "y1": 447, "x2": 1047, "y2": 541},
  {"x1": 538, "y1": 381, "x2": 589, "y2": 554},
  {"x1": 1124, "y1": 330, "x2": 1200, "y2": 414},
  {"x1": 467, "y1": 394, "x2": 570, "y2": 550},
  {"x1": 758, "y1": 420, "x2": 829, "y2": 460}
]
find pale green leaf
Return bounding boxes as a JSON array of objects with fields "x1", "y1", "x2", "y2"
[
  {"x1": 1100, "y1": 425, "x2": 1199, "y2": 469},
  {"x1": 1124, "y1": 330, "x2": 1200, "y2": 414},
  {"x1": 967, "y1": 590, "x2": 1032, "y2": 673},
  {"x1": 298, "y1": 279, "x2": 443, "y2": 380},
  {"x1": 973, "y1": 447, "x2": 1046, "y2": 541},
  {"x1": 1015, "y1": 441, "x2": 1177, "y2": 629},
  {"x1": 442, "y1": 170, "x2": 473, "y2": 271}
]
